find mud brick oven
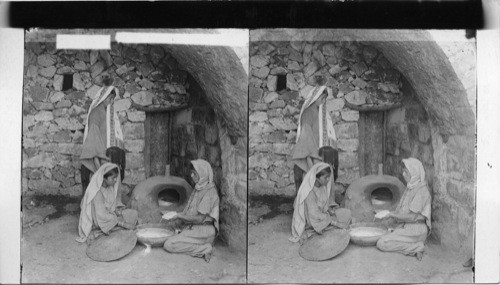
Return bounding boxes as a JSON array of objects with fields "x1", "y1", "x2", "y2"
[
  {"x1": 21, "y1": 30, "x2": 247, "y2": 252},
  {"x1": 249, "y1": 30, "x2": 475, "y2": 258}
]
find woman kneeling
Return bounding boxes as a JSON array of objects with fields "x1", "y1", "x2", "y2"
[
  {"x1": 77, "y1": 163, "x2": 137, "y2": 244},
  {"x1": 289, "y1": 162, "x2": 352, "y2": 244}
]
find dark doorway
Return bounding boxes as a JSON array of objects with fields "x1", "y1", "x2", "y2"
[
  {"x1": 358, "y1": 111, "x2": 385, "y2": 176},
  {"x1": 144, "y1": 112, "x2": 172, "y2": 177}
]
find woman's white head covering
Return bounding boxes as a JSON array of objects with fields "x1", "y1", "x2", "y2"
[
  {"x1": 289, "y1": 162, "x2": 336, "y2": 242},
  {"x1": 191, "y1": 159, "x2": 215, "y2": 191},
  {"x1": 77, "y1": 163, "x2": 121, "y2": 243},
  {"x1": 402, "y1": 157, "x2": 426, "y2": 190},
  {"x1": 296, "y1": 85, "x2": 337, "y2": 147},
  {"x1": 83, "y1": 85, "x2": 124, "y2": 148}
]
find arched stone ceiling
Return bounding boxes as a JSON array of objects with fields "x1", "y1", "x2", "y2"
[
  {"x1": 252, "y1": 29, "x2": 475, "y2": 137},
  {"x1": 164, "y1": 45, "x2": 248, "y2": 138}
]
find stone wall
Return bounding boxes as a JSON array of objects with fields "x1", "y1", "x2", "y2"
[
  {"x1": 430, "y1": 127, "x2": 475, "y2": 257},
  {"x1": 249, "y1": 40, "x2": 404, "y2": 197},
  {"x1": 170, "y1": 75, "x2": 222, "y2": 189},
  {"x1": 217, "y1": 121, "x2": 247, "y2": 251},
  {"x1": 385, "y1": 77, "x2": 435, "y2": 186},
  {"x1": 22, "y1": 42, "x2": 190, "y2": 198}
]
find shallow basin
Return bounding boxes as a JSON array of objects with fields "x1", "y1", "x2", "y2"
[
  {"x1": 135, "y1": 223, "x2": 175, "y2": 247},
  {"x1": 349, "y1": 222, "x2": 388, "y2": 246}
]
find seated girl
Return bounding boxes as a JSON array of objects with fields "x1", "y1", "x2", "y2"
[
  {"x1": 162, "y1": 159, "x2": 220, "y2": 263},
  {"x1": 376, "y1": 157, "x2": 431, "y2": 261},
  {"x1": 76, "y1": 163, "x2": 137, "y2": 244},
  {"x1": 289, "y1": 162, "x2": 352, "y2": 244}
]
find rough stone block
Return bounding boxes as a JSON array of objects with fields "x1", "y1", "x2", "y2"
[
  {"x1": 31, "y1": 102, "x2": 54, "y2": 111},
  {"x1": 139, "y1": 79, "x2": 155, "y2": 90},
  {"x1": 58, "y1": 143, "x2": 83, "y2": 156},
  {"x1": 339, "y1": 151, "x2": 359, "y2": 169},
  {"x1": 55, "y1": 117, "x2": 84, "y2": 131},
  {"x1": 273, "y1": 143, "x2": 293, "y2": 156},
  {"x1": 337, "y1": 139, "x2": 359, "y2": 152},
  {"x1": 138, "y1": 62, "x2": 154, "y2": 77},
  {"x1": 26, "y1": 152, "x2": 56, "y2": 169},
  {"x1": 345, "y1": 90, "x2": 368, "y2": 105},
  {"x1": 37, "y1": 54, "x2": 57, "y2": 67},
  {"x1": 270, "y1": 66, "x2": 287, "y2": 75},
  {"x1": 253, "y1": 66, "x2": 270, "y2": 79},
  {"x1": 28, "y1": 85, "x2": 49, "y2": 102},
  {"x1": 60, "y1": 185, "x2": 82, "y2": 197},
  {"x1": 126, "y1": 152, "x2": 144, "y2": 169},
  {"x1": 269, "y1": 117, "x2": 297, "y2": 131},
  {"x1": 249, "y1": 86, "x2": 264, "y2": 103},
  {"x1": 123, "y1": 169, "x2": 146, "y2": 185},
  {"x1": 267, "y1": 75, "x2": 277, "y2": 92},
  {"x1": 34, "y1": 111, "x2": 54, "y2": 122},
  {"x1": 325, "y1": 98, "x2": 345, "y2": 112},
  {"x1": 131, "y1": 91, "x2": 154, "y2": 106},
  {"x1": 249, "y1": 153, "x2": 271, "y2": 169},
  {"x1": 250, "y1": 55, "x2": 269, "y2": 68},
  {"x1": 351, "y1": 78, "x2": 367, "y2": 89},
  {"x1": 124, "y1": 140, "x2": 144, "y2": 153},
  {"x1": 249, "y1": 180, "x2": 276, "y2": 196},
  {"x1": 388, "y1": 107, "x2": 405, "y2": 125},
  {"x1": 250, "y1": 103, "x2": 267, "y2": 111},
  {"x1": 39, "y1": 66, "x2": 56, "y2": 78},
  {"x1": 322, "y1": 43, "x2": 336, "y2": 57},
  {"x1": 350, "y1": 62, "x2": 368, "y2": 76},
  {"x1": 28, "y1": 179, "x2": 60, "y2": 195},
  {"x1": 334, "y1": 123, "x2": 358, "y2": 139},
  {"x1": 52, "y1": 131, "x2": 72, "y2": 143},
  {"x1": 313, "y1": 50, "x2": 326, "y2": 66},
  {"x1": 287, "y1": 61, "x2": 301, "y2": 71},
  {"x1": 123, "y1": 122, "x2": 145, "y2": 140},
  {"x1": 249, "y1": 111, "x2": 268, "y2": 122},
  {"x1": 72, "y1": 73, "x2": 84, "y2": 91},
  {"x1": 55, "y1": 100, "x2": 72, "y2": 109},
  {"x1": 127, "y1": 110, "x2": 146, "y2": 122},
  {"x1": 341, "y1": 110, "x2": 360, "y2": 121},
  {"x1": 270, "y1": 100, "x2": 285, "y2": 109},
  {"x1": 336, "y1": 168, "x2": 360, "y2": 185},
  {"x1": 304, "y1": 61, "x2": 319, "y2": 78}
]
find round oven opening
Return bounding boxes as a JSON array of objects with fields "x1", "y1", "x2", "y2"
[
  {"x1": 370, "y1": 187, "x2": 394, "y2": 210},
  {"x1": 157, "y1": 186, "x2": 185, "y2": 212}
]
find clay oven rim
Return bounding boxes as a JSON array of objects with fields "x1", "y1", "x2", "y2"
[
  {"x1": 132, "y1": 175, "x2": 193, "y2": 206},
  {"x1": 346, "y1": 174, "x2": 405, "y2": 206}
]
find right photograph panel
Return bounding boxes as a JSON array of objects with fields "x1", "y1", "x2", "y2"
[{"x1": 248, "y1": 29, "x2": 476, "y2": 283}]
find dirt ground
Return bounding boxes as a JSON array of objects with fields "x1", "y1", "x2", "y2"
[
  {"x1": 248, "y1": 200, "x2": 474, "y2": 284},
  {"x1": 22, "y1": 212, "x2": 246, "y2": 284}
]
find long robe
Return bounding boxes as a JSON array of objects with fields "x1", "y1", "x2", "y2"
[
  {"x1": 377, "y1": 158, "x2": 432, "y2": 256},
  {"x1": 163, "y1": 160, "x2": 220, "y2": 258}
]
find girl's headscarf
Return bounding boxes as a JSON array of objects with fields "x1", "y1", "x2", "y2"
[
  {"x1": 296, "y1": 85, "x2": 337, "y2": 147},
  {"x1": 191, "y1": 159, "x2": 215, "y2": 191},
  {"x1": 83, "y1": 85, "x2": 124, "y2": 148},
  {"x1": 402, "y1": 157, "x2": 427, "y2": 190},
  {"x1": 289, "y1": 162, "x2": 336, "y2": 242},
  {"x1": 77, "y1": 163, "x2": 121, "y2": 243}
]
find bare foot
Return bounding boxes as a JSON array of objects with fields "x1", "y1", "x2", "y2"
[
  {"x1": 204, "y1": 252, "x2": 212, "y2": 263},
  {"x1": 416, "y1": 252, "x2": 423, "y2": 261}
]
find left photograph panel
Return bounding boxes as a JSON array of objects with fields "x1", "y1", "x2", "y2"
[{"x1": 21, "y1": 29, "x2": 248, "y2": 283}]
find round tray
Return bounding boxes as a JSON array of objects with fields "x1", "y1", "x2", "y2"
[
  {"x1": 348, "y1": 222, "x2": 388, "y2": 246},
  {"x1": 135, "y1": 223, "x2": 175, "y2": 247},
  {"x1": 86, "y1": 230, "x2": 137, "y2": 262},
  {"x1": 299, "y1": 229, "x2": 350, "y2": 261}
]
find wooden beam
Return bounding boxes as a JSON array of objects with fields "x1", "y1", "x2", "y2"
[
  {"x1": 131, "y1": 101, "x2": 189, "y2": 113},
  {"x1": 344, "y1": 101, "x2": 403, "y2": 112}
]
